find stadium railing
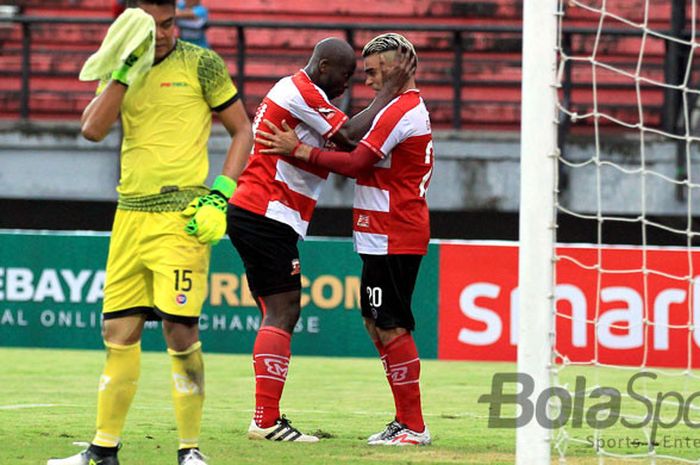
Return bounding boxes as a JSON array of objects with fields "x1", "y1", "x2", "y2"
[
  {"x1": 0, "y1": 16, "x2": 480, "y2": 128},
  {"x1": 0, "y1": 13, "x2": 691, "y2": 135}
]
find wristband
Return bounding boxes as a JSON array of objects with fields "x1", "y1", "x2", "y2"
[
  {"x1": 111, "y1": 65, "x2": 130, "y2": 87},
  {"x1": 291, "y1": 142, "x2": 304, "y2": 157},
  {"x1": 211, "y1": 175, "x2": 237, "y2": 199}
]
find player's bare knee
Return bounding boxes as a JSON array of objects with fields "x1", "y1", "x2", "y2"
[
  {"x1": 261, "y1": 310, "x2": 299, "y2": 334},
  {"x1": 259, "y1": 291, "x2": 300, "y2": 333},
  {"x1": 376, "y1": 326, "x2": 408, "y2": 346},
  {"x1": 363, "y1": 317, "x2": 380, "y2": 341},
  {"x1": 102, "y1": 315, "x2": 145, "y2": 345},
  {"x1": 162, "y1": 320, "x2": 199, "y2": 352}
]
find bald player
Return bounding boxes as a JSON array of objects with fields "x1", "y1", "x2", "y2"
[{"x1": 226, "y1": 37, "x2": 414, "y2": 442}]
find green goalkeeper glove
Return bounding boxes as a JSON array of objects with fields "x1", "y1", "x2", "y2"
[
  {"x1": 182, "y1": 175, "x2": 237, "y2": 245},
  {"x1": 111, "y1": 31, "x2": 152, "y2": 86}
]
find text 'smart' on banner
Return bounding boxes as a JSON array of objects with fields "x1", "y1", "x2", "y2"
[
  {"x1": 438, "y1": 242, "x2": 700, "y2": 368},
  {"x1": 0, "y1": 231, "x2": 438, "y2": 358}
]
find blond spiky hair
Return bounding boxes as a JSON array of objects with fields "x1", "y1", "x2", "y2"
[{"x1": 362, "y1": 33, "x2": 417, "y2": 67}]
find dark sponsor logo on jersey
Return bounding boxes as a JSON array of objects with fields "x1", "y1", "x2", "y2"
[{"x1": 160, "y1": 82, "x2": 188, "y2": 87}]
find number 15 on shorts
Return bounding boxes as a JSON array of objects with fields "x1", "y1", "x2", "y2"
[{"x1": 174, "y1": 269, "x2": 193, "y2": 291}]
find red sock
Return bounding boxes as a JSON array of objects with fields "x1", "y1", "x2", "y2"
[
  {"x1": 373, "y1": 339, "x2": 400, "y2": 415},
  {"x1": 253, "y1": 325, "x2": 291, "y2": 428},
  {"x1": 383, "y1": 333, "x2": 424, "y2": 432}
]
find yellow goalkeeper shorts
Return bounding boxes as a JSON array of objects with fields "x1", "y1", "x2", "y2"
[{"x1": 103, "y1": 209, "x2": 210, "y2": 323}]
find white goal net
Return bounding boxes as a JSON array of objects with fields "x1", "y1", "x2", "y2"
[{"x1": 518, "y1": 0, "x2": 700, "y2": 464}]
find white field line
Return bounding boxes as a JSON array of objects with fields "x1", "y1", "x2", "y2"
[
  {"x1": 0, "y1": 403, "x2": 481, "y2": 419},
  {"x1": 0, "y1": 403, "x2": 60, "y2": 410}
]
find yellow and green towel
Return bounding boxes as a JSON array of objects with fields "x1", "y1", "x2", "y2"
[{"x1": 79, "y1": 8, "x2": 155, "y2": 83}]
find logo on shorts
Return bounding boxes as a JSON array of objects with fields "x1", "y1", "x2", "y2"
[
  {"x1": 357, "y1": 214, "x2": 370, "y2": 228},
  {"x1": 291, "y1": 258, "x2": 301, "y2": 276},
  {"x1": 176, "y1": 293, "x2": 188, "y2": 305}
]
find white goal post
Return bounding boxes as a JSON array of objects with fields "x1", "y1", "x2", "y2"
[
  {"x1": 517, "y1": 1, "x2": 700, "y2": 464},
  {"x1": 517, "y1": 0, "x2": 559, "y2": 464}
]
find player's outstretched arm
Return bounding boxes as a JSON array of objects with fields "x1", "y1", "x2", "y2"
[
  {"x1": 257, "y1": 119, "x2": 377, "y2": 178},
  {"x1": 331, "y1": 45, "x2": 415, "y2": 148}
]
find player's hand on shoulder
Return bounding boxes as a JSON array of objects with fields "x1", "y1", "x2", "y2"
[{"x1": 255, "y1": 119, "x2": 300, "y2": 156}]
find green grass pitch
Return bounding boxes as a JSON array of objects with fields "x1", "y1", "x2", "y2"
[
  {"x1": 0, "y1": 348, "x2": 510, "y2": 465},
  {"x1": 1, "y1": 348, "x2": 699, "y2": 464}
]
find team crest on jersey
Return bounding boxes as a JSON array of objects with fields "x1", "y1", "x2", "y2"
[
  {"x1": 176, "y1": 293, "x2": 188, "y2": 305},
  {"x1": 290, "y1": 258, "x2": 301, "y2": 276},
  {"x1": 318, "y1": 107, "x2": 336, "y2": 121},
  {"x1": 357, "y1": 214, "x2": 370, "y2": 228}
]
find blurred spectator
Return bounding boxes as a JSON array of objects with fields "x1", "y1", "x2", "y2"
[
  {"x1": 176, "y1": 0, "x2": 209, "y2": 48},
  {"x1": 111, "y1": 0, "x2": 126, "y2": 19}
]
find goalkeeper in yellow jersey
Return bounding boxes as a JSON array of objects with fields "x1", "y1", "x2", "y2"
[{"x1": 47, "y1": 1, "x2": 253, "y2": 465}]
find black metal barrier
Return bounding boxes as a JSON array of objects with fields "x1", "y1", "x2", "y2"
[
  {"x1": 0, "y1": 16, "x2": 505, "y2": 128},
  {"x1": 0, "y1": 15, "x2": 687, "y2": 134}
]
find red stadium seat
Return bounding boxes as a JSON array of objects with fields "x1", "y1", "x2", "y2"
[{"x1": 0, "y1": 0, "x2": 673, "y2": 131}]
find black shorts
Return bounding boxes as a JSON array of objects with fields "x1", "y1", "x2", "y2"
[
  {"x1": 227, "y1": 205, "x2": 301, "y2": 298},
  {"x1": 360, "y1": 254, "x2": 423, "y2": 331}
]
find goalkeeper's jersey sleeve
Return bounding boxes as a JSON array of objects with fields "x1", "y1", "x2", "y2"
[{"x1": 107, "y1": 40, "x2": 238, "y2": 197}]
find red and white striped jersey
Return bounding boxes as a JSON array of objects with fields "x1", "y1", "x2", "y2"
[
  {"x1": 354, "y1": 89, "x2": 433, "y2": 255},
  {"x1": 231, "y1": 70, "x2": 348, "y2": 237}
]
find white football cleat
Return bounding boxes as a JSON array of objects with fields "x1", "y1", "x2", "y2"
[
  {"x1": 179, "y1": 448, "x2": 208, "y2": 465},
  {"x1": 47, "y1": 444, "x2": 119, "y2": 465},
  {"x1": 247, "y1": 415, "x2": 319, "y2": 442},
  {"x1": 369, "y1": 423, "x2": 431, "y2": 446},
  {"x1": 367, "y1": 419, "x2": 402, "y2": 443}
]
